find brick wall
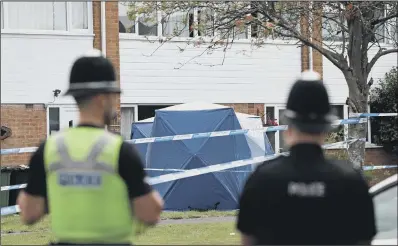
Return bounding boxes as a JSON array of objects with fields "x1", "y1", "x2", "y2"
[
  {"x1": 300, "y1": 2, "x2": 310, "y2": 72},
  {"x1": 0, "y1": 104, "x2": 47, "y2": 166},
  {"x1": 221, "y1": 103, "x2": 265, "y2": 124},
  {"x1": 325, "y1": 148, "x2": 398, "y2": 186},
  {"x1": 92, "y1": 1, "x2": 121, "y2": 133},
  {"x1": 311, "y1": 4, "x2": 323, "y2": 77},
  {"x1": 325, "y1": 147, "x2": 398, "y2": 166},
  {"x1": 299, "y1": 3, "x2": 323, "y2": 76}
]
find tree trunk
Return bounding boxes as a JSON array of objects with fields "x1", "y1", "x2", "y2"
[{"x1": 347, "y1": 84, "x2": 368, "y2": 169}]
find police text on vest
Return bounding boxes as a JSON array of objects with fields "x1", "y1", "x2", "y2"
[
  {"x1": 58, "y1": 172, "x2": 102, "y2": 187},
  {"x1": 287, "y1": 182, "x2": 325, "y2": 197}
]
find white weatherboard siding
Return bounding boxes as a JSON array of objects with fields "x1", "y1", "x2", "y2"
[
  {"x1": 323, "y1": 45, "x2": 398, "y2": 101},
  {"x1": 120, "y1": 37, "x2": 306, "y2": 105},
  {"x1": 1, "y1": 34, "x2": 93, "y2": 104}
]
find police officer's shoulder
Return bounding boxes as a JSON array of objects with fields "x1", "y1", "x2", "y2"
[
  {"x1": 327, "y1": 158, "x2": 366, "y2": 180},
  {"x1": 254, "y1": 154, "x2": 287, "y2": 174},
  {"x1": 47, "y1": 129, "x2": 68, "y2": 140}
]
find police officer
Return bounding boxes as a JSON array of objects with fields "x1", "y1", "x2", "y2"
[
  {"x1": 17, "y1": 49, "x2": 164, "y2": 245},
  {"x1": 236, "y1": 71, "x2": 377, "y2": 245}
]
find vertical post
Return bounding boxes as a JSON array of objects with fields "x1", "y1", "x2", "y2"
[
  {"x1": 311, "y1": 2, "x2": 323, "y2": 78},
  {"x1": 300, "y1": 1, "x2": 310, "y2": 72}
]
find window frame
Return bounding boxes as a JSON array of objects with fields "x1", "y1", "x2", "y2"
[
  {"x1": 120, "y1": 104, "x2": 138, "y2": 140},
  {"x1": 321, "y1": 4, "x2": 397, "y2": 45},
  {"x1": 264, "y1": 104, "x2": 349, "y2": 153},
  {"x1": 1, "y1": 2, "x2": 93, "y2": 35},
  {"x1": 119, "y1": 6, "x2": 298, "y2": 45}
]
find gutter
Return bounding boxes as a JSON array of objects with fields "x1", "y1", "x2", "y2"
[{"x1": 101, "y1": 1, "x2": 106, "y2": 57}]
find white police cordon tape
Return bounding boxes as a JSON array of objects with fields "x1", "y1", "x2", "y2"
[
  {"x1": 1, "y1": 157, "x2": 396, "y2": 216},
  {"x1": 1, "y1": 184, "x2": 27, "y2": 191},
  {"x1": 0, "y1": 138, "x2": 365, "y2": 193},
  {"x1": 0, "y1": 117, "x2": 368, "y2": 155},
  {"x1": 362, "y1": 165, "x2": 398, "y2": 171},
  {"x1": 349, "y1": 113, "x2": 397, "y2": 118},
  {"x1": 1, "y1": 147, "x2": 39, "y2": 155},
  {"x1": 146, "y1": 165, "x2": 398, "y2": 173},
  {"x1": 1, "y1": 205, "x2": 20, "y2": 216},
  {"x1": 3, "y1": 163, "x2": 396, "y2": 192}
]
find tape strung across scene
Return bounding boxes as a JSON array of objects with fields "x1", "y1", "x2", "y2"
[
  {"x1": 0, "y1": 138, "x2": 364, "y2": 192},
  {"x1": 0, "y1": 117, "x2": 368, "y2": 155},
  {"x1": 349, "y1": 113, "x2": 397, "y2": 118},
  {"x1": 2, "y1": 114, "x2": 396, "y2": 155},
  {"x1": 2, "y1": 161, "x2": 397, "y2": 215},
  {"x1": 1, "y1": 137, "x2": 394, "y2": 216},
  {"x1": 1, "y1": 113, "x2": 396, "y2": 216}
]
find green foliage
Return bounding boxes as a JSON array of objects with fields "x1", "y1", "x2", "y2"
[
  {"x1": 369, "y1": 67, "x2": 398, "y2": 155},
  {"x1": 325, "y1": 127, "x2": 344, "y2": 144}
]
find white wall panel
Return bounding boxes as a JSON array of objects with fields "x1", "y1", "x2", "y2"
[{"x1": 1, "y1": 33, "x2": 93, "y2": 104}]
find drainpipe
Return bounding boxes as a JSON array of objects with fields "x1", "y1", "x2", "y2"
[
  {"x1": 101, "y1": 1, "x2": 106, "y2": 57},
  {"x1": 309, "y1": 1, "x2": 313, "y2": 71},
  {"x1": 309, "y1": 46, "x2": 313, "y2": 71}
]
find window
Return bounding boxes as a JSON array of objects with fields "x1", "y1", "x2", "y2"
[
  {"x1": 373, "y1": 185, "x2": 398, "y2": 240},
  {"x1": 265, "y1": 106, "x2": 276, "y2": 151},
  {"x1": 138, "y1": 105, "x2": 173, "y2": 121},
  {"x1": 7, "y1": 2, "x2": 67, "y2": 30},
  {"x1": 198, "y1": 8, "x2": 215, "y2": 37},
  {"x1": 322, "y1": 12, "x2": 347, "y2": 42},
  {"x1": 2, "y1": 2, "x2": 89, "y2": 32},
  {"x1": 278, "y1": 108, "x2": 288, "y2": 152},
  {"x1": 71, "y1": 2, "x2": 88, "y2": 29},
  {"x1": 387, "y1": 17, "x2": 398, "y2": 43},
  {"x1": 266, "y1": 105, "x2": 346, "y2": 153},
  {"x1": 118, "y1": 2, "x2": 135, "y2": 34},
  {"x1": 272, "y1": 12, "x2": 299, "y2": 40},
  {"x1": 49, "y1": 107, "x2": 60, "y2": 135},
  {"x1": 1, "y1": 2, "x2": 4, "y2": 29},
  {"x1": 374, "y1": 5, "x2": 387, "y2": 43},
  {"x1": 138, "y1": 12, "x2": 158, "y2": 36},
  {"x1": 121, "y1": 107, "x2": 136, "y2": 140},
  {"x1": 162, "y1": 12, "x2": 191, "y2": 37},
  {"x1": 329, "y1": 105, "x2": 344, "y2": 142}
]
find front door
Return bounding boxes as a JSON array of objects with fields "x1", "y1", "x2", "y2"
[
  {"x1": 60, "y1": 105, "x2": 80, "y2": 130},
  {"x1": 48, "y1": 105, "x2": 80, "y2": 136}
]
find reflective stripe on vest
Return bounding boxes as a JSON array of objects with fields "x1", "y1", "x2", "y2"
[{"x1": 48, "y1": 133, "x2": 115, "y2": 174}]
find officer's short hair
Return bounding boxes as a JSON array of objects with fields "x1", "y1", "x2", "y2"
[{"x1": 74, "y1": 95, "x2": 95, "y2": 108}]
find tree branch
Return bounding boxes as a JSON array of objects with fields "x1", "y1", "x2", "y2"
[
  {"x1": 367, "y1": 48, "x2": 398, "y2": 73},
  {"x1": 260, "y1": 11, "x2": 347, "y2": 71},
  {"x1": 371, "y1": 12, "x2": 398, "y2": 26}
]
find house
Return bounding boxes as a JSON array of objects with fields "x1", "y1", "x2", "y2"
[{"x1": 1, "y1": 2, "x2": 397, "y2": 166}]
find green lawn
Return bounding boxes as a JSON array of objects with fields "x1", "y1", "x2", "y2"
[
  {"x1": 2, "y1": 222, "x2": 239, "y2": 245},
  {"x1": 1, "y1": 210, "x2": 237, "y2": 234},
  {"x1": 1, "y1": 211, "x2": 239, "y2": 245}
]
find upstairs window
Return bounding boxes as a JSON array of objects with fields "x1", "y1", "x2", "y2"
[{"x1": 2, "y1": 2, "x2": 90, "y2": 32}]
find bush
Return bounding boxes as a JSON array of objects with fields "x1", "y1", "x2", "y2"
[{"x1": 369, "y1": 67, "x2": 398, "y2": 156}]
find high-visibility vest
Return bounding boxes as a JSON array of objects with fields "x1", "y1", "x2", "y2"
[{"x1": 44, "y1": 127, "x2": 134, "y2": 244}]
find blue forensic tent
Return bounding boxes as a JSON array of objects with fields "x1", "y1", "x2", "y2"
[
  {"x1": 130, "y1": 117, "x2": 154, "y2": 165},
  {"x1": 235, "y1": 113, "x2": 274, "y2": 169},
  {"x1": 141, "y1": 102, "x2": 273, "y2": 211}
]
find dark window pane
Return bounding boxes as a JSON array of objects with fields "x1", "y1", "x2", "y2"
[
  {"x1": 330, "y1": 105, "x2": 344, "y2": 142},
  {"x1": 49, "y1": 107, "x2": 60, "y2": 134}
]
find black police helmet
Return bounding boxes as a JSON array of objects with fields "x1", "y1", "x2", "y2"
[
  {"x1": 283, "y1": 71, "x2": 338, "y2": 134},
  {"x1": 64, "y1": 49, "x2": 121, "y2": 97}
]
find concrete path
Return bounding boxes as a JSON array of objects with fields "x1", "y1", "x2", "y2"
[{"x1": 1, "y1": 216, "x2": 236, "y2": 236}]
